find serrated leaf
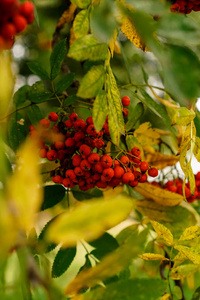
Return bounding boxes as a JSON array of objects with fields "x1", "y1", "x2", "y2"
[
  {"x1": 107, "y1": 66, "x2": 124, "y2": 144},
  {"x1": 93, "y1": 90, "x2": 108, "y2": 132},
  {"x1": 171, "y1": 264, "x2": 199, "y2": 280},
  {"x1": 41, "y1": 185, "x2": 66, "y2": 211},
  {"x1": 65, "y1": 228, "x2": 148, "y2": 295},
  {"x1": 144, "y1": 151, "x2": 179, "y2": 169},
  {"x1": 55, "y1": 73, "x2": 74, "y2": 94},
  {"x1": 150, "y1": 220, "x2": 173, "y2": 246},
  {"x1": 27, "y1": 62, "x2": 50, "y2": 80},
  {"x1": 134, "y1": 122, "x2": 160, "y2": 146},
  {"x1": 50, "y1": 39, "x2": 67, "y2": 80},
  {"x1": 73, "y1": 9, "x2": 89, "y2": 39},
  {"x1": 71, "y1": 0, "x2": 90, "y2": 8},
  {"x1": 174, "y1": 245, "x2": 200, "y2": 264},
  {"x1": 134, "y1": 182, "x2": 183, "y2": 207},
  {"x1": 46, "y1": 194, "x2": 133, "y2": 247},
  {"x1": 7, "y1": 138, "x2": 43, "y2": 231},
  {"x1": 172, "y1": 108, "x2": 196, "y2": 126},
  {"x1": 26, "y1": 104, "x2": 43, "y2": 126},
  {"x1": 28, "y1": 81, "x2": 53, "y2": 103},
  {"x1": 126, "y1": 102, "x2": 144, "y2": 132},
  {"x1": 71, "y1": 186, "x2": 103, "y2": 201},
  {"x1": 77, "y1": 65, "x2": 105, "y2": 98},
  {"x1": 13, "y1": 85, "x2": 31, "y2": 108},
  {"x1": 78, "y1": 254, "x2": 92, "y2": 274},
  {"x1": 73, "y1": 278, "x2": 166, "y2": 300},
  {"x1": 63, "y1": 95, "x2": 78, "y2": 106},
  {"x1": 38, "y1": 217, "x2": 57, "y2": 253},
  {"x1": 8, "y1": 112, "x2": 27, "y2": 151},
  {"x1": 68, "y1": 34, "x2": 109, "y2": 61},
  {"x1": 139, "y1": 253, "x2": 168, "y2": 261},
  {"x1": 52, "y1": 246, "x2": 77, "y2": 278},
  {"x1": 179, "y1": 226, "x2": 200, "y2": 241}
]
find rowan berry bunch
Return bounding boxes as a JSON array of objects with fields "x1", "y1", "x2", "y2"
[
  {"x1": 170, "y1": 0, "x2": 200, "y2": 14},
  {"x1": 151, "y1": 172, "x2": 200, "y2": 203},
  {"x1": 30, "y1": 109, "x2": 158, "y2": 192},
  {"x1": 0, "y1": 0, "x2": 34, "y2": 50}
]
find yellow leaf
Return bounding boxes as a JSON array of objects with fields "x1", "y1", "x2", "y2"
[
  {"x1": 150, "y1": 220, "x2": 173, "y2": 246},
  {"x1": 139, "y1": 253, "x2": 168, "y2": 261},
  {"x1": 187, "y1": 274, "x2": 195, "y2": 290},
  {"x1": 171, "y1": 264, "x2": 199, "y2": 280},
  {"x1": 121, "y1": 18, "x2": 148, "y2": 51},
  {"x1": 134, "y1": 182, "x2": 183, "y2": 207},
  {"x1": 46, "y1": 195, "x2": 133, "y2": 247},
  {"x1": 109, "y1": 29, "x2": 118, "y2": 57},
  {"x1": 173, "y1": 251, "x2": 187, "y2": 267},
  {"x1": 145, "y1": 152, "x2": 179, "y2": 169},
  {"x1": 7, "y1": 138, "x2": 43, "y2": 231},
  {"x1": 179, "y1": 225, "x2": 200, "y2": 241},
  {"x1": 161, "y1": 293, "x2": 171, "y2": 300},
  {"x1": 172, "y1": 108, "x2": 196, "y2": 126},
  {"x1": 193, "y1": 136, "x2": 200, "y2": 162},
  {"x1": 134, "y1": 122, "x2": 160, "y2": 146},
  {"x1": 0, "y1": 52, "x2": 14, "y2": 119},
  {"x1": 174, "y1": 245, "x2": 200, "y2": 264}
]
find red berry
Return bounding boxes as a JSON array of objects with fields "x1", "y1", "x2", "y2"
[
  {"x1": 65, "y1": 169, "x2": 76, "y2": 180},
  {"x1": 123, "y1": 108, "x2": 129, "y2": 117},
  {"x1": 46, "y1": 150, "x2": 57, "y2": 161},
  {"x1": 13, "y1": 14, "x2": 27, "y2": 33},
  {"x1": 1, "y1": 23, "x2": 16, "y2": 39},
  {"x1": 129, "y1": 180, "x2": 138, "y2": 187},
  {"x1": 114, "y1": 166, "x2": 125, "y2": 179},
  {"x1": 72, "y1": 154, "x2": 82, "y2": 167},
  {"x1": 101, "y1": 155, "x2": 113, "y2": 168},
  {"x1": 122, "y1": 172, "x2": 135, "y2": 184},
  {"x1": 79, "y1": 144, "x2": 91, "y2": 157},
  {"x1": 74, "y1": 119, "x2": 86, "y2": 131},
  {"x1": 80, "y1": 159, "x2": 92, "y2": 171},
  {"x1": 120, "y1": 155, "x2": 129, "y2": 166},
  {"x1": 168, "y1": 185, "x2": 177, "y2": 193},
  {"x1": 20, "y1": 1, "x2": 34, "y2": 18},
  {"x1": 94, "y1": 162, "x2": 103, "y2": 173},
  {"x1": 39, "y1": 119, "x2": 50, "y2": 128},
  {"x1": 96, "y1": 181, "x2": 107, "y2": 189},
  {"x1": 86, "y1": 116, "x2": 93, "y2": 125},
  {"x1": 69, "y1": 112, "x2": 78, "y2": 122},
  {"x1": 63, "y1": 178, "x2": 74, "y2": 188},
  {"x1": 74, "y1": 167, "x2": 84, "y2": 176},
  {"x1": 52, "y1": 175, "x2": 63, "y2": 184},
  {"x1": 65, "y1": 137, "x2": 75, "y2": 148},
  {"x1": 122, "y1": 96, "x2": 130, "y2": 106},
  {"x1": 55, "y1": 141, "x2": 65, "y2": 150},
  {"x1": 65, "y1": 119, "x2": 73, "y2": 129},
  {"x1": 108, "y1": 178, "x2": 121, "y2": 187},
  {"x1": 74, "y1": 131, "x2": 85, "y2": 142},
  {"x1": 148, "y1": 168, "x2": 158, "y2": 177},
  {"x1": 86, "y1": 124, "x2": 97, "y2": 137},
  {"x1": 131, "y1": 147, "x2": 141, "y2": 157},
  {"x1": 39, "y1": 148, "x2": 47, "y2": 158},
  {"x1": 88, "y1": 153, "x2": 100, "y2": 164},
  {"x1": 103, "y1": 168, "x2": 114, "y2": 178},
  {"x1": 139, "y1": 173, "x2": 147, "y2": 183},
  {"x1": 140, "y1": 161, "x2": 149, "y2": 173},
  {"x1": 29, "y1": 124, "x2": 35, "y2": 131},
  {"x1": 196, "y1": 172, "x2": 200, "y2": 180},
  {"x1": 48, "y1": 112, "x2": 58, "y2": 122}
]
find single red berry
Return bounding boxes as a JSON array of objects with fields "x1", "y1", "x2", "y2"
[
  {"x1": 133, "y1": 171, "x2": 142, "y2": 181},
  {"x1": 48, "y1": 112, "x2": 58, "y2": 122},
  {"x1": 74, "y1": 167, "x2": 84, "y2": 176},
  {"x1": 57, "y1": 150, "x2": 66, "y2": 161},
  {"x1": 120, "y1": 155, "x2": 129, "y2": 166},
  {"x1": 79, "y1": 179, "x2": 86, "y2": 187},
  {"x1": 86, "y1": 116, "x2": 93, "y2": 125},
  {"x1": 196, "y1": 172, "x2": 200, "y2": 180},
  {"x1": 52, "y1": 175, "x2": 63, "y2": 184},
  {"x1": 108, "y1": 178, "x2": 121, "y2": 187},
  {"x1": 55, "y1": 141, "x2": 65, "y2": 150},
  {"x1": 80, "y1": 159, "x2": 92, "y2": 171},
  {"x1": 13, "y1": 14, "x2": 27, "y2": 32},
  {"x1": 122, "y1": 96, "x2": 130, "y2": 106},
  {"x1": 65, "y1": 137, "x2": 75, "y2": 148},
  {"x1": 65, "y1": 169, "x2": 76, "y2": 180},
  {"x1": 88, "y1": 153, "x2": 100, "y2": 164},
  {"x1": 96, "y1": 181, "x2": 107, "y2": 189},
  {"x1": 94, "y1": 162, "x2": 103, "y2": 173},
  {"x1": 46, "y1": 150, "x2": 57, "y2": 161},
  {"x1": 129, "y1": 180, "x2": 138, "y2": 187},
  {"x1": 20, "y1": 1, "x2": 34, "y2": 18},
  {"x1": 140, "y1": 161, "x2": 149, "y2": 173},
  {"x1": 103, "y1": 168, "x2": 114, "y2": 178},
  {"x1": 1, "y1": 22, "x2": 16, "y2": 39},
  {"x1": 65, "y1": 119, "x2": 73, "y2": 129},
  {"x1": 168, "y1": 185, "x2": 177, "y2": 193},
  {"x1": 79, "y1": 144, "x2": 91, "y2": 157},
  {"x1": 82, "y1": 170, "x2": 91, "y2": 178},
  {"x1": 114, "y1": 160, "x2": 120, "y2": 167},
  {"x1": 101, "y1": 174, "x2": 112, "y2": 183},
  {"x1": 92, "y1": 173, "x2": 101, "y2": 181},
  {"x1": 148, "y1": 167, "x2": 158, "y2": 177},
  {"x1": 72, "y1": 154, "x2": 82, "y2": 167},
  {"x1": 101, "y1": 154, "x2": 113, "y2": 169},
  {"x1": 74, "y1": 119, "x2": 86, "y2": 131},
  {"x1": 39, "y1": 148, "x2": 47, "y2": 158},
  {"x1": 166, "y1": 180, "x2": 174, "y2": 188},
  {"x1": 74, "y1": 131, "x2": 85, "y2": 142},
  {"x1": 123, "y1": 108, "x2": 129, "y2": 118},
  {"x1": 63, "y1": 178, "x2": 74, "y2": 188},
  {"x1": 69, "y1": 112, "x2": 78, "y2": 122},
  {"x1": 139, "y1": 173, "x2": 147, "y2": 183},
  {"x1": 29, "y1": 124, "x2": 35, "y2": 131},
  {"x1": 122, "y1": 172, "x2": 135, "y2": 184},
  {"x1": 86, "y1": 124, "x2": 98, "y2": 137},
  {"x1": 94, "y1": 139, "x2": 105, "y2": 149},
  {"x1": 39, "y1": 119, "x2": 50, "y2": 128},
  {"x1": 131, "y1": 147, "x2": 141, "y2": 157},
  {"x1": 114, "y1": 166, "x2": 125, "y2": 179}
]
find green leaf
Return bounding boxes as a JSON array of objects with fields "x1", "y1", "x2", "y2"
[
  {"x1": 46, "y1": 194, "x2": 133, "y2": 247},
  {"x1": 71, "y1": 186, "x2": 103, "y2": 201},
  {"x1": 28, "y1": 81, "x2": 53, "y2": 103},
  {"x1": 116, "y1": 224, "x2": 139, "y2": 245},
  {"x1": 77, "y1": 65, "x2": 105, "y2": 99},
  {"x1": 89, "y1": 232, "x2": 119, "y2": 260},
  {"x1": 63, "y1": 95, "x2": 78, "y2": 107},
  {"x1": 78, "y1": 254, "x2": 92, "y2": 274},
  {"x1": 50, "y1": 39, "x2": 67, "y2": 80},
  {"x1": 38, "y1": 218, "x2": 57, "y2": 253},
  {"x1": 107, "y1": 66, "x2": 124, "y2": 145},
  {"x1": 52, "y1": 246, "x2": 77, "y2": 278},
  {"x1": 73, "y1": 9, "x2": 89, "y2": 39},
  {"x1": 13, "y1": 85, "x2": 31, "y2": 108},
  {"x1": 27, "y1": 62, "x2": 50, "y2": 80},
  {"x1": 194, "y1": 111, "x2": 200, "y2": 138},
  {"x1": 93, "y1": 90, "x2": 108, "y2": 132},
  {"x1": 171, "y1": 264, "x2": 199, "y2": 280},
  {"x1": 8, "y1": 112, "x2": 27, "y2": 151},
  {"x1": 26, "y1": 104, "x2": 43, "y2": 126},
  {"x1": 55, "y1": 73, "x2": 74, "y2": 94},
  {"x1": 41, "y1": 185, "x2": 66, "y2": 211},
  {"x1": 125, "y1": 0, "x2": 168, "y2": 15},
  {"x1": 68, "y1": 34, "x2": 109, "y2": 61},
  {"x1": 191, "y1": 287, "x2": 200, "y2": 300},
  {"x1": 126, "y1": 102, "x2": 144, "y2": 132},
  {"x1": 71, "y1": 0, "x2": 90, "y2": 8}
]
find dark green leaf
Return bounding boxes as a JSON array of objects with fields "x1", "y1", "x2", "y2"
[
  {"x1": 63, "y1": 95, "x2": 78, "y2": 107},
  {"x1": 126, "y1": 102, "x2": 144, "y2": 132},
  {"x1": 50, "y1": 39, "x2": 67, "y2": 80},
  {"x1": 78, "y1": 254, "x2": 92, "y2": 274},
  {"x1": 125, "y1": 0, "x2": 168, "y2": 15},
  {"x1": 194, "y1": 111, "x2": 200, "y2": 138},
  {"x1": 55, "y1": 73, "x2": 74, "y2": 94},
  {"x1": 93, "y1": 90, "x2": 108, "y2": 132},
  {"x1": 77, "y1": 65, "x2": 105, "y2": 99},
  {"x1": 8, "y1": 112, "x2": 27, "y2": 151},
  {"x1": 13, "y1": 85, "x2": 31, "y2": 108},
  {"x1": 41, "y1": 185, "x2": 66, "y2": 211},
  {"x1": 28, "y1": 81, "x2": 53, "y2": 103},
  {"x1": 52, "y1": 246, "x2": 77, "y2": 278},
  {"x1": 71, "y1": 186, "x2": 103, "y2": 201},
  {"x1": 27, "y1": 62, "x2": 50, "y2": 80},
  {"x1": 79, "y1": 278, "x2": 167, "y2": 300},
  {"x1": 38, "y1": 217, "x2": 58, "y2": 253},
  {"x1": 68, "y1": 34, "x2": 109, "y2": 61},
  {"x1": 90, "y1": 232, "x2": 119, "y2": 260},
  {"x1": 26, "y1": 104, "x2": 43, "y2": 126},
  {"x1": 73, "y1": 9, "x2": 89, "y2": 39}
]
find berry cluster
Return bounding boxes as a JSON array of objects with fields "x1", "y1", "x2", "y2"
[
  {"x1": 0, "y1": 0, "x2": 34, "y2": 50},
  {"x1": 170, "y1": 0, "x2": 200, "y2": 14},
  {"x1": 30, "y1": 109, "x2": 158, "y2": 191},
  {"x1": 151, "y1": 172, "x2": 200, "y2": 203}
]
